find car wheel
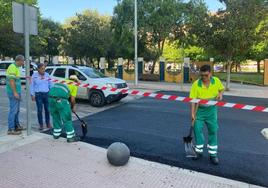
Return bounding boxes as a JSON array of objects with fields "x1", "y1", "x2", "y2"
[
  {"x1": 89, "y1": 90, "x2": 105, "y2": 107},
  {"x1": 0, "y1": 77, "x2": 6, "y2": 85}
]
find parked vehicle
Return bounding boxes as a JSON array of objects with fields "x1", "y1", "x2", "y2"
[
  {"x1": 45, "y1": 65, "x2": 129, "y2": 107},
  {"x1": 0, "y1": 61, "x2": 37, "y2": 85}
]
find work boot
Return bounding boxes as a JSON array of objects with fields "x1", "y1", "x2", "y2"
[
  {"x1": 15, "y1": 125, "x2": 26, "y2": 131},
  {"x1": 67, "y1": 136, "x2": 80, "y2": 143},
  {"x1": 210, "y1": 156, "x2": 219, "y2": 165},
  {"x1": 192, "y1": 153, "x2": 203, "y2": 161},
  {"x1": 7, "y1": 129, "x2": 22, "y2": 135},
  {"x1": 53, "y1": 135, "x2": 60, "y2": 139}
]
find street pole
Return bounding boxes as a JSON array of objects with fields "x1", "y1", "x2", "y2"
[
  {"x1": 181, "y1": 63, "x2": 184, "y2": 91},
  {"x1": 24, "y1": 3, "x2": 31, "y2": 135},
  {"x1": 134, "y1": 0, "x2": 138, "y2": 86}
]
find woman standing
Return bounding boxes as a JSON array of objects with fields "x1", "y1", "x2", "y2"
[{"x1": 30, "y1": 63, "x2": 53, "y2": 130}]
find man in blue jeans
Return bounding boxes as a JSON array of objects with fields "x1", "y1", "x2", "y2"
[
  {"x1": 6, "y1": 55, "x2": 25, "y2": 135},
  {"x1": 30, "y1": 63, "x2": 53, "y2": 130}
]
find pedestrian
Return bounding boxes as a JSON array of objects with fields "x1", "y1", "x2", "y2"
[
  {"x1": 30, "y1": 61, "x2": 34, "y2": 76},
  {"x1": 30, "y1": 63, "x2": 52, "y2": 131},
  {"x1": 48, "y1": 75, "x2": 80, "y2": 142},
  {"x1": 6, "y1": 55, "x2": 26, "y2": 135},
  {"x1": 44, "y1": 60, "x2": 48, "y2": 67},
  {"x1": 189, "y1": 64, "x2": 224, "y2": 165}
]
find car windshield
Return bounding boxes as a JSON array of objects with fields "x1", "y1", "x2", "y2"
[{"x1": 81, "y1": 68, "x2": 106, "y2": 78}]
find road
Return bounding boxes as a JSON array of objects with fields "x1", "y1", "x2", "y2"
[
  {"x1": 68, "y1": 91, "x2": 268, "y2": 187},
  {"x1": 1, "y1": 84, "x2": 267, "y2": 186},
  {"x1": 0, "y1": 85, "x2": 139, "y2": 135}
]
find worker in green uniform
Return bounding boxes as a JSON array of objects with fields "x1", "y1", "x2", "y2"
[
  {"x1": 48, "y1": 75, "x2": 80, "y2": 142},
  {"x1": 190, "y1": 65, "x2": 224, "y2": 165}
]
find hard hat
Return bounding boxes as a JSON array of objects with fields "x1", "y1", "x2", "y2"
[{"x1": 69, "y1": 75, "x2": 79, "y2": 82}]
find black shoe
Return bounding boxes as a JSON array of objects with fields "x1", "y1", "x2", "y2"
[
  {"x1": 39, "y1": 126, "x2": 44, "y2": 131},
  {"x1": 53, "y1": 135, "x2": 60, "y2": 139},
  {"x1": 210, "y1": 156, "x2": 219, "y2": 165},
  {"x1": 67, "y1": 136, "x2": 80, "y2": 143},
  {"x1": 15, "y1": 125, "x2": 26, "y2": 131},
  {"x1": 192, "y1": 153, "x2": 203, "y2": 161},
  {"x1": 7, "y1": 129, "x2": 22, "y2": 135}
]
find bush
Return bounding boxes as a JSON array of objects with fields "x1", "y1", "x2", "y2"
[
  {"x1": 124, "y1": 69, "x2": 135, "y2": 74},
  {"x1": 139, "y1": 74, "x2": 160, "y2": 81}
]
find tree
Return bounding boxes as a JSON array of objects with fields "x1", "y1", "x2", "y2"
[
  {"x1": 249, "y1": 13, "x2": 268, "y2": 72},
  {"x1": 184, "y1": 46, "x2": 209, "y2": 61},
  {"x1": 188, "y1": 0, "x2": 267, "y2": 90},
  {"x1": 0, "y1": 0, "x2": 37, "y2": 26},
  {"x1": 139, "y1": 0, "x2": 185, "y2": 73},
  {"x1": 62, "y1": 10, "x2": 112, "y2": 65},
  {"x1": 163, "y1": 41, "x2": 183, "y2": 63},
  {"x1": 111, "y1": 0, "x2": 136, "y2": 60},
  {"x1": 0, "y1": 24, "x2": 24, "y2": 58},
  {"x1": 0, "y1": 0, "x2": 38, "y2": 58},
  {"x1": 39, "y1": 19, "x2": 63, "y2": 62},
  {"x1": 113, "y1": 0, "x2": 185, "y2": 73}
]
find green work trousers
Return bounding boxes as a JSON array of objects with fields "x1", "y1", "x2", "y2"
[
  {"x1": 194, "y1": 105, "x2": 218, "y2": 157},
  {"x1": 49, "y1": 98, "x2": 75, "y2": 139}
]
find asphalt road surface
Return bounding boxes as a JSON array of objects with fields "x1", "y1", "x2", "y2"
[{"x1": 47, "y1": 91, "x2": 268, "y2": 187}]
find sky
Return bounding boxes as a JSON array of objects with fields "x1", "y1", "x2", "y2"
[{"x1": 38, "y1": 0, "x2": 225, "y2": 23}]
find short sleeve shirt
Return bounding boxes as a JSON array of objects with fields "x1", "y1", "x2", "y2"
[
  {"x1": 66, "y1": 80, "x2": 78, "y2": 97},
  {"x1": 6, "y1": 63, "x2": 21, "y2": 94},
  {"x1": 190, "y1": 77, "x2": 225, "y2": 100}
]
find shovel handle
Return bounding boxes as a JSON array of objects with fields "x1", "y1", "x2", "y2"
[
  {"x1": 73, "y1": 111, "x2": 87, "y2": 125},
  {"x1": 188, "y1": 126, "x2": 193, "y2": 137},
  {"x1": 189, "y1": 103, "x2": 198, "y2": 137},
  {"x1": 73, "y1": 111, "x2": 83, "y2": 122}
]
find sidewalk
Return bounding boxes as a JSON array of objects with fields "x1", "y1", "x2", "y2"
[
  {"x1": 127, "y1": 81, "x2": 268, "y2": 99},
  {"x1": 0, "y1": 133, "x2": 263, "y2": 188}
]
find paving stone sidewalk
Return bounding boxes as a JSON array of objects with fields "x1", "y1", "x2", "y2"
[{"x1": 0, "y1": 134, "x2": 263, "y2": 188}]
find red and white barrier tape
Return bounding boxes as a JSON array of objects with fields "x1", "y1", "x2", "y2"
[{"x1": 29, "y1": 77, "x2": 268, "y2": 113}]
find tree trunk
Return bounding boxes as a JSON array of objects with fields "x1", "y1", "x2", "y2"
[
  {"x1": 150, "y1": 39, "x2": 165, "y2": 75},
  {"x1": 127, "y1": 60, "x2": 130, "y2": 71},
  {"x1": 226, "y1": 61, "x2": 232, "y2": 91},
  {"x1": 107, "y1": 56, "x2": 113, "y2": 70},
  {"x1": 97, "y1": 60, "x2": 100, "y2": 69},
  {"x1": 257, "y1": 61, "x2": 261, "y2": 73},
  {"x1": 91, "y1": 59, "x2": 94, "y2": 67},
  {"x1": 48, "y1": 55, "x2": 51, "y2": 64}
]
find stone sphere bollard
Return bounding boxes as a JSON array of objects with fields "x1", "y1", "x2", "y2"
[{"x1": 107, "y1": 142, "x2": 130, "y2": 166}]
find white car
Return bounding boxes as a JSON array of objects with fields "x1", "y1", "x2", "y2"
[
  {"x1": 0, "y1": 61, "x2": 25, "y2": 85},
  {"x1": 0, "y1": 61, "x2": 37, "y2": 85},
  {"x1": 45, "y1": 65, "x2": 129, "y2": 107}
]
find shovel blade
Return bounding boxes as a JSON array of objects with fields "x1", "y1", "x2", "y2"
[
  {"x1": 183, "y1": 136, "x2": 197, "y2": 158},
  {"x1": 81, "y1": 123, "x2": 88, "y2": 139}
]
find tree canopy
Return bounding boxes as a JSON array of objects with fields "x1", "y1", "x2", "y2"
[{"x1": 0, "y1": 0, "x2": 268, "y2": 82}]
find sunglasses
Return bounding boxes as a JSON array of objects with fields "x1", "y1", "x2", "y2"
[{"x1": 200, "y1": 73, "x2": 210, "y2": 77}]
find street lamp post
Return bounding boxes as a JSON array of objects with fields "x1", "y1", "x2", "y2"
[
  {"x1": 12, "y1": 2, "x2": 38, "y2": 135},
  {"x1": 134, "y1": 0, "x2": 138, "y2": 86}
]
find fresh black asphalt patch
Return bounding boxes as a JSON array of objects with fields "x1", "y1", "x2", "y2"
[{"x1": 44, "y1": 91, "x2": 268, "y2": 187}]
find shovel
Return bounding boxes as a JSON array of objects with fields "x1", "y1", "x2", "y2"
[
  {"x1": 183, "y1": 123, "x2": 197, "y2": 158},
  {"x1": 73, "y1": 111, "x2": 88, "y2": 140},
  {"x1": 183, "y1": 104, "x2": 198, "y2": 158}
]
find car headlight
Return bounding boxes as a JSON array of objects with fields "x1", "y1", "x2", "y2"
[{"x1": 106, "y1": 83, "x2": 116, "y2": 88}]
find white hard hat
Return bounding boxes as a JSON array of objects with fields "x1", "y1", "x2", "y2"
[{"x1": 69, "y1": 75, "x2": 79, "y2": 82}]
